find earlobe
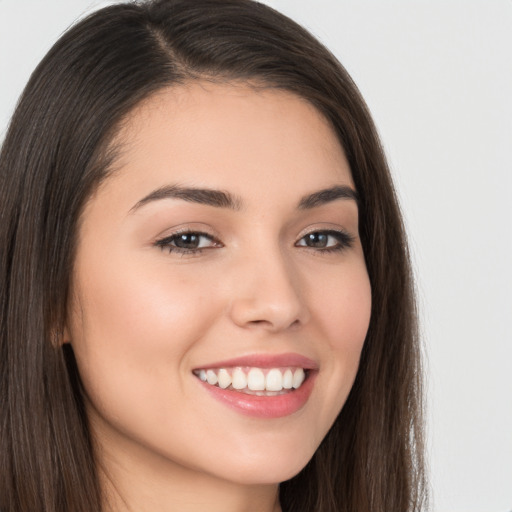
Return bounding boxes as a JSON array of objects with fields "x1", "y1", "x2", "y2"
[
  {"x1": 61, "y1": 325, "x2": 72, "y2": 345},
  {"x1": 52, "y1": 325, "x2": 72, "y2": 346}
]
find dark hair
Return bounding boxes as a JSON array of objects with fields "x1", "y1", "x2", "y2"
[{"x1": 0, "y1": 1, "x2": 427, "y2": 510}]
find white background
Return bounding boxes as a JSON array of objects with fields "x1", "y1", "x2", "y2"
[{"x1": 1, "y1": 1, "x2": 510, "y2": 511}]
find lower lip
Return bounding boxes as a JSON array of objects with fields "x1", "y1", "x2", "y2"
[{"x1": 197, "y1": 372, "x2": 317, "y2": 418}]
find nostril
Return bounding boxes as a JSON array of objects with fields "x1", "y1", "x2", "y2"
[{"x1": 245, "y1": 317, "x2": 302, "y2": 332}]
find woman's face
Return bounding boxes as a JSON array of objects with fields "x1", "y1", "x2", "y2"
[{"x1": 67, "y1": 82, "x2": 371, "y2": 486}]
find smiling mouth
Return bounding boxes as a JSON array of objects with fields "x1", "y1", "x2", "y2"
[{"x1": 193, "y1": 367, "x2": 308, "y2": 396}]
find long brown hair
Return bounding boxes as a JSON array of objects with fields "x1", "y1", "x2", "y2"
[{"x1": 0, "y1": 1, "x2": 427, "y2": 510}]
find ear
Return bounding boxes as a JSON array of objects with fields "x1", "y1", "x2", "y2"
[
  {"x1": 61, "y1": 325, "x2": 72, "y2": 344},
  {"x1": 51, "y1": 325, "x2": 72, "y2": 347}
]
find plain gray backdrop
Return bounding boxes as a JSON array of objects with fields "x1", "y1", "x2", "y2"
[{"x1": 1, "y1": 1, "x2": 511, "y2": 511}]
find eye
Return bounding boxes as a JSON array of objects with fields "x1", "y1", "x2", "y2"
[
  {"x1": 155, "y1": 231, "x2": 221, "y2": 254},
  {"x1": 295, "y1": 230, "x2": 354, "y2": 252}
]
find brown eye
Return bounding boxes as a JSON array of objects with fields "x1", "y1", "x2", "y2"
[
  {"x1": 296, "y1": 230, "x2": 354, "y2": 252},
  {"x1": 303, "y1": 232, "x2": 329, "y2": 248},
  {"x1": 155, "y1": 231, "x2": 220, "y2": 254},
  {"x1": 173, "y1": 233, "x2": 202, "y2": 249}
]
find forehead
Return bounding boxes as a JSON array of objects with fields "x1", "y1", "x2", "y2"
[{"x1": 93, "y1": 81, "x2": 354, "y2": 213}]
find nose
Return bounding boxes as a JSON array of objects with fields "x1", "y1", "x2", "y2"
[{"x1": 228, "y1": 247, "x2": 310, "y2": 332}]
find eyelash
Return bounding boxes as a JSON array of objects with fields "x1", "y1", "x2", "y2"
[
  {"x1": 154, "y1": 229, "x2": 355, "y2": 256},
  {"x1": 296, "y1": 230, "x2": 355, "y2": 253}
]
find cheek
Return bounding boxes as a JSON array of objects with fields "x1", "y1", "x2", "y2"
[
  {"x1": 67, "y1": 252, "x2": 221, "y2": 410},
  {"x1": 311, "y1": 259, "x2": 372, "y2": 354},
  {"x1": 71, "y1": 250, "x2": 216, "y2": 346},
  {"x1": 306, "y1": 259, "x2": 371, "y2": 418}
]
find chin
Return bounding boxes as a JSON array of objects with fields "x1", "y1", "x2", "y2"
[{"x1": 211, "y1": 446, "x2": 315, "y2": 486}]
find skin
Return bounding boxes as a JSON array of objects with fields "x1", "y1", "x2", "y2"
[{"x1": 65, "y1": 82, "x2": 372, "y2": 512}]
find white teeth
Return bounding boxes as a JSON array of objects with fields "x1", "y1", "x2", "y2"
[
  {"x1": 196, "y1": 366, "x2": 310, "y2": 393},
  {"x1": 265, "y1": 368, "x2": 283, "y2": 391},
  {"x1": 247, "y1": 368, "x2": 265, "y2": 391},
  {"x1": 232, "y1": 368, "x2": 247, "y2": 390},
  {"x1": 292, "y1": 368, "x2": 305, "y2": 389},
  {"x1": 218, "y1": 369, "x2": 231, "y2": 389},
  {"x1": 283, "y1": 369, "x2": 293, "y2": 389},
  {"x1": 206, "y1": 369, "x2": 218, "y2": 385}
]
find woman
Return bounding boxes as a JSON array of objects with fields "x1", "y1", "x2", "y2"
[{"x1": 0, "y1": 1, "x2": 427, "y2": 511}]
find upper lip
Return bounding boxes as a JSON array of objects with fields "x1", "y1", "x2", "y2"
[{"x1": 193, "y1": 353, "x2": 319, "y2": 371}]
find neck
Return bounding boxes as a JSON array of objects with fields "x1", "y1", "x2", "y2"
[{"x1": 97, "y1": 438, "x2": 282, "y2": 512}]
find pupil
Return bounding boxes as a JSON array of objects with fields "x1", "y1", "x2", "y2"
[
  {"x1": 306, "y1": 233, "x2": 327, "y2": 248},
  {"x1": 176, "y1": 234, "x2": 199, "y2": 249}
]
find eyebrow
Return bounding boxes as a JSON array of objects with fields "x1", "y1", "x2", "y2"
[
  {"x1": 130, "y1": 184, "x2": 243, "y2": 212},
  {"x1": 297, "y1": 185, "x2": 358, "y2": 209},
  {"x1": 129, "y1": 184, "x2": 358, "y2": 213}
]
